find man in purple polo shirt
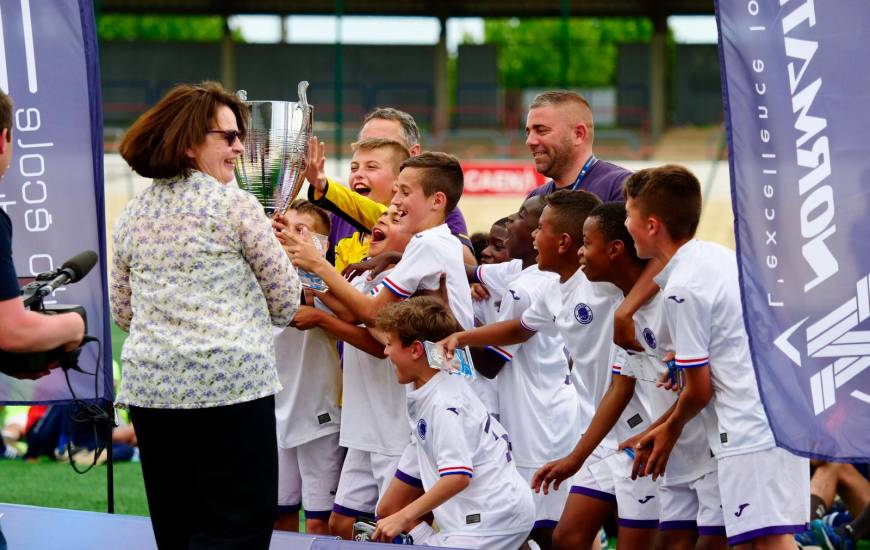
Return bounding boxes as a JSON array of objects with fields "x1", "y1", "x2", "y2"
[
  {"x1": 523, "y1": 91, "x2": 653, "y2": 355},
  {"x1": 307, "y1": 107, "x2": 474, "y2": 266},
  {"x1": 525, "y1": 91, "x2": 630, "y2": 202}
]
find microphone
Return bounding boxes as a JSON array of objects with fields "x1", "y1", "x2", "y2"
[
  {"x1": 58, "y1": 250, "x2": 98, "y2": 283},
  {"x1": 31, "y1": 250, "x2": 98, "y2": 303}
]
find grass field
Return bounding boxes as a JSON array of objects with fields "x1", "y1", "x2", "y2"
[{"x1": 0, "y1": 459, "x2": 148, "y2": 516}]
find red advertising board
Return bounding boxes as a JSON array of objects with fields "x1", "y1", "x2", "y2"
[{"x1": 461, "y1": 161, "x2": 547, "y2": 195}]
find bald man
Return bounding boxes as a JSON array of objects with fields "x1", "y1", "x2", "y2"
[{"x1": 525, "y1": 91, "x2": 630, "y2": 201}]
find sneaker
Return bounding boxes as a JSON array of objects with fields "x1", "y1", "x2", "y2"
[
  {"x1": 795, "y1": 526, "x2": 824, "y2": 548},
  {"x1": 821, "y1": 510, "x2": 853, "y2": 529},
  {"x1": 809, "y1": 518, "x2": 855, "y2": 550}
]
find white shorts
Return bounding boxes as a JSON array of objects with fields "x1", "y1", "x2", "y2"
[
  {"x1": 277, "y1": 432, "x2": 344, "y2": 519},
  {"x1": 516, "y1": 466, "x2": 568, "y2": 529},
  {"x1": 658, "y1": 470, "x2": 725, "y2": 536},
  {"x1": 569, "y1": 445, "x2": 616, "y2": 502},
  {"x1": 428, "y1": 531, "x2": 530, "y2": 550},
  {"x1": 333, "y1": 447, "x2": 402, "y2": 517},
  {"x1": 614, "y1": 472, "x2": 660, "y2": 528},
  {"x1": 394, "y1": 441, "x2": 423, "y2": 488},
  {"x1": 717, "y1": 446, "x2": 809, "y2": 545}
]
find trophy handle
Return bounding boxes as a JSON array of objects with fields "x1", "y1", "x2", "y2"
[
  {"x1": 237, "y1": 89, "x2": 248, "y2": 101},
  {"x1": 297, "y1": 81, "x2": 309, "y2": 110}
]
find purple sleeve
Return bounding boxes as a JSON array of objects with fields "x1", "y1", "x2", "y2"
[
  {"x1": 594, "y1": 162, "x2": 632, "y2": 202},
  {"x1": 446, "y1": 207, "x2": 472, "y2": 249}
]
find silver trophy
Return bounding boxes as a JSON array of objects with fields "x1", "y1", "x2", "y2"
[{"x1": 234, "y1": 81, "x2": 313, "y2": 215}]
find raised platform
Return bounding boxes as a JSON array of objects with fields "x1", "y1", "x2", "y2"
[{"x1": 0, "y1": 503, "x2": 434, "y2": 549}]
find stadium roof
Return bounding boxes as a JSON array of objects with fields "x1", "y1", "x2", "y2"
[{"x1": 99, "y1": 0, "x2": 714, "y2": 18}]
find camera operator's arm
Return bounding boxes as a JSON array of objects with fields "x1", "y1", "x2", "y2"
[{"x1": 0, "y1": 297, "x2": 84, "y2": 353}]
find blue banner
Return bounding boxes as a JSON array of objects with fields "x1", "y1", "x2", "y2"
[
  {"x1": 0, "y1": 0, "x2": 111, "y2": 404},
  {"x1": 716, "y1": 0, "x2": 870, "y2": 461}
]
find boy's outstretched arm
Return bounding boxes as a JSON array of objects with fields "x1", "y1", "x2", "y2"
[
  {"x1": 286, "y1": 233, "x2": 398, "y2": 325},
  {"x1": 290, "y1": 305, "x2": 386, "y2": 359},
  {"x1": 373, "y1": 474, "x2": 470, "y2": 542},
  {"x1": 532, "y1": 373, "x2": 637, "y2": 494},
  {"x1": 633, "y1": 365, "x2": 713, "y2": 480},
  {"x1": 439, "y1": 319, "x2": 535, "y2": 359}
]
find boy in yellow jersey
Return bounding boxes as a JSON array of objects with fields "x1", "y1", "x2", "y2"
[{"x1": 331, "y1": 138, "x2": 409, "y2": 271}]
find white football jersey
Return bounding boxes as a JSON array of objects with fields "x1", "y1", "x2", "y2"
[
  {"x1": 273, "y1": 317, "x2": 342, "y2": 448},
  {"x1": 406, "y1": 371, "x2": 535, "y2": 537},
  {"x1": 468, "y1": 296, "x2": 502, "y2": 416},
  {"x1": 471, "y1": 261, "x2": 525, "y2": 418},
  {"x1": 520, "y1": 268, "x2": 624, "y2": 448},
  {"x1": 487, "y1": 265, "x2": 580, "y2": 467},
  {"x1": 621, "y1": 292, "x2": 716, "y2": 485},
  {"x1": 380, "y1": 224, "x2": 474, "y2": 329},
  {"x1": 654, "y1": 240, "x2": 775, "y2": 458},
  {"x1": 340, "y1": 270, "x2": 412, "y2": 455},
  {"x1": 475, "y1": 259, "x2": 523, "y2": 299}
]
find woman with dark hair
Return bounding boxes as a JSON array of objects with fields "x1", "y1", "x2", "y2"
[{"x1": 110, "y1": 81, "x2": 301, "y2": 549}]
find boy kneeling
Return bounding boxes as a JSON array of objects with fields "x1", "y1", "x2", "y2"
[{"x1": 373, "y1": 296, "x2": 535, "y2": 549}]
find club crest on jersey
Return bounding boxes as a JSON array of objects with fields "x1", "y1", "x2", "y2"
[
  {"x1": 643, "y1": 328, "x2": 657, "y2": 349},
  {"x1": 574, "y1": 303, "x2": 593, "y2": 325},
  {"x1": 417, "y1": 418, "x2": 427, "y2": 440}
]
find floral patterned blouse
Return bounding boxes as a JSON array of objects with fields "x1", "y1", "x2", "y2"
[{"x1": 110, "y1": 170, "x2": 301, "y2": 409}]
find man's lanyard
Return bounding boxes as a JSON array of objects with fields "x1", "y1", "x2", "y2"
[{"x1": 568, "y1": 154, "x2": 599, "y2": 191}]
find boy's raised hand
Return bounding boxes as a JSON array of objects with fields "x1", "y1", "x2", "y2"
[
  {"x1": 437, "y1": 332, "x2": 464, "y2": 361},
  {"x1": 531, "y1": 454, "x2": 583, "y2": 495},
  {"x1": 285, "y1": 231, "x2": 328, "y2": 272},
  {"x1": 342, "y1": 251, "x2": 403, "y2": 281},
  {"x1": 303, "y1": 136, "x2": 328, "y2": 194},
  {"x1": 272, "y1": 214, "x2": 294, "y2": 250}
]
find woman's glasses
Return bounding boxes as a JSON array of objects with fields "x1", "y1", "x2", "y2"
[{"x1": 207, "y1": 129, "x2": 244, "y2": 146}]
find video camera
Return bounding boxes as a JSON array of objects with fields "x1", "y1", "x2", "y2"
[{"x1": 0, "y1": 250, "x2": 97, "y2": 376}]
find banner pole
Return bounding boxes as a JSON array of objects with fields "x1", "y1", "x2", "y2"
[{"x1": 106, "y1": 401, "x2": 114, "y2": 514}]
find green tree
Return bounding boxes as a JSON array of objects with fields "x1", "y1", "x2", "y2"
[
  {"x1": 483, "y1": 18, "x2": 653, "y2": 89},
  {"x1": 97, "y1": 15, "x2": 243, "y2": 42}
]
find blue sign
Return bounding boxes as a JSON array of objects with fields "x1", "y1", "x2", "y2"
[
  {"x1": 716, "y1": 0, "x2": 870, "y2": 461},
  {"x1": 0, "y1": 0, "x2": 111, "y2": 403}
]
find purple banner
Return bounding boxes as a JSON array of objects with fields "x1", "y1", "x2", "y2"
[
  {"x1": 0, "y1": 0, "x2": 111, "y2": 404},
  {"x1": 716, "y1": 0, "x2": 869, "y2": 461}
]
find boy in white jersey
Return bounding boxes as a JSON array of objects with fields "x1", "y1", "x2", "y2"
[
  {"x1": 287, "y1": 151, "x2": 473, "y2": 331},
  {"x1": 442, "y1": 190, "x2": 649, "y2": 549},
  {"x1": 373, "y1": 297, "x2": 535, "y2": 549},
  {"x1": 622, "y1": 303, "x2": 726, "y2": 550},
  {"x1": 464, "y1": 195, "x2": 574, "y2": 549},
  {"x1": 467, "y1": 216, "x2": 513, "y2": 419},
  {"x1": 623, "y1": 165, "x2": 810, "y2": 548},
  {"x1": 284, "y1": 208, "x2": 417, "y2": 539},
  {"x1": 516, "y1": 202, "x2": 655, "y2": 550},
  {"x1": 271, "y1": 200, "x2": 344, "y2": 534},
  {"x1": 537, "y1": 202, "x2": 726, "y2": 549}
]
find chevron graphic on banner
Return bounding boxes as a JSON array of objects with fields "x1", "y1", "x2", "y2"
[{"x1": 775, "y1": 274, "x2": 870, "y2": 415}]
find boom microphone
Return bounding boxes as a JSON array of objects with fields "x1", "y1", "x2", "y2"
[
  {"x1": 21, "y1": 250, "x2": 98, "y2": 307},
  {"x1": 43, "y1": 249, "x2": 98, "y2": 293},
  {"x1": 58, "y1": 250, "x2": 98, "y2": 284}
]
